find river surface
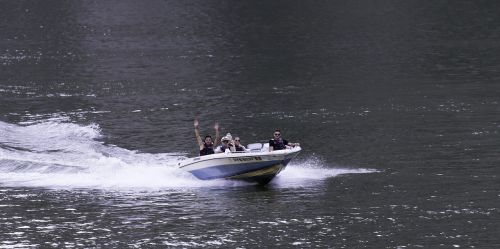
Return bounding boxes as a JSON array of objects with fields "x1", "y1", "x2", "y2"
[{"x1": 1, "y1": 1, "x2": 500, "y2": 248}]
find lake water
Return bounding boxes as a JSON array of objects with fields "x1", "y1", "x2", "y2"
[{"x1": 1, "y1": 1, "x2": 499, "y2": 248}]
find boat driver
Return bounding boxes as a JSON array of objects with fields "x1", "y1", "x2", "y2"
[
  {"x1": 194, "y1": 118, "x2": 220, "y2": 156},
  {"x1": 268, "y1": 129, "x2": 299, "y2": 152}
]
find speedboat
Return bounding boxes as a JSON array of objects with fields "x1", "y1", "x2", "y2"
[{"x1": 178, "y1": 143, "x2": 301, "y2": 185}]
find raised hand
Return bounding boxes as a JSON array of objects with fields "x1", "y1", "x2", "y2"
[
  {"x1": 194, "y1": 119, "x2": 199, "y2": 128},
  {"x1": 214, "y1": 122, "x2": 219, "y2": 130}
]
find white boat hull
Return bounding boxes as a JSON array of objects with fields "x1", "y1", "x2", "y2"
[{"x1": 178, "y1": 147, "x2": 301, "y2": 184}]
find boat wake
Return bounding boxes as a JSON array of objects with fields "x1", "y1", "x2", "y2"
[
  {"x1": 271, "y1": 156, "x2": 378, "y2": 186},
  {"x1": 0, "y1": 119, "x2": 376, "y2": 190}
]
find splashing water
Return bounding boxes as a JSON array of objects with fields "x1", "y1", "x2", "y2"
[{"x1": 0, "y1": 120, "x2": 375, "y2": 189}]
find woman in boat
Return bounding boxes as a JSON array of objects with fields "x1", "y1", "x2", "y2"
[
  {"x1": 234, "y1": 136, "x2": 247, "y2": 152},
  {"x1": 194, "y1": 118, "x2": 220, "y2": 156},
  {"x1": 268, "y1": 129, "x2": 299, "y2": 152}
]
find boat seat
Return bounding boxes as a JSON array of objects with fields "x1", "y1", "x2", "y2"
[
  {"x1": 261, "y1": 143, "x2": 269, "y2": 152},
  {"x1": 247, "y1": 143, "x2": 262, "y2": 152}
]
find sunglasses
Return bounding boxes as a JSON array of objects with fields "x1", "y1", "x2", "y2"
[
  {"x1": 235, "y1": 139, "x2": 240, "y2": 141},
  {"x1": 274, "y1": 133, "x2": 281, "y2": 136}
]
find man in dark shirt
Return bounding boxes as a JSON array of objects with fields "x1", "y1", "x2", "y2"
[{"x1": 268, "y1": 129, "x2": 299, "y2": 152}]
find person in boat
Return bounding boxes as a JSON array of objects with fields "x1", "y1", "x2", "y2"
[
  {"x1": 234, "y1": 136, "x2": 247, "y2": 152},
  {"x1": 268, "y1": 129, "x2": 299, "y2": 152},
  {"x1": 194, "y1": 118, "x2": 220, "y2": 156},
  {"x1": 215, "y1": 134, "x2": 236, "y2": 153}
]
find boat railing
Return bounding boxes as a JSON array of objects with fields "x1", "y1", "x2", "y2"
[{"x1": 222, "y1": 142, "x2": 299, "y2": 154}]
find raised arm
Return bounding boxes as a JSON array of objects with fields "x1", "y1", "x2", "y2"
[
  {"x1": 214, "y1": 122, "x2": 220, "y2": 146},
  {"x1": 194, "y1": 119, "x2": 203, "y2": 149},
  {"x1": 214, "y1": 122, "x2": 221, "y2": 146}
]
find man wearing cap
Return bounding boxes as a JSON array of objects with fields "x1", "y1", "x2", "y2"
[{"x1": 215, "y1": 133, "x2": 236, "y2": 153}]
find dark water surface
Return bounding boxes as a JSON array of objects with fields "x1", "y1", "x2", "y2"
[{"x1": 1, "y1": 0, "x2": 500, "y2": 248}]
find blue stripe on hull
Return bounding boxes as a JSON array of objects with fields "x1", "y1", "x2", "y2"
[{"x1": 189, "y1": 159, "x2": 291, "y2": 180}]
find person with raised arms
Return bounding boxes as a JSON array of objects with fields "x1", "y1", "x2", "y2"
[{"x1": 194, "y1": 118, "x2": 220, "y2": 156}]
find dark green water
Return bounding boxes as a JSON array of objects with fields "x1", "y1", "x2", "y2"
[{"x1": 1, "y1": 1, "x2": 499, "y2": 248}]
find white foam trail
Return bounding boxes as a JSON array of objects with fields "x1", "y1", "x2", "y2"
[
  {"x1": 0, "y1": 120, "x2": 199, "y2": 189},
  {"x1": 271, "y1": 156, "x2": 378, "y2": 186},
  {"x1": 279, "y1": 164, "x2": 377, "y2": 180},
  {"x1": 0, "y1": 120, "x2": 376, "y2": 190}
]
